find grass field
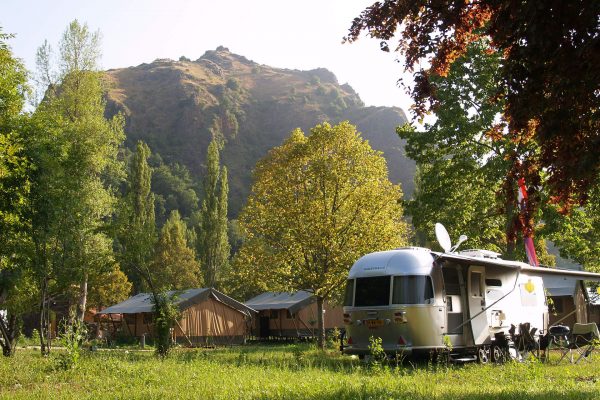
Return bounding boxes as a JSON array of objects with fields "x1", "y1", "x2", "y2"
[{"x1": 1, "y1": 344, "x2": 599, "y2": 399}]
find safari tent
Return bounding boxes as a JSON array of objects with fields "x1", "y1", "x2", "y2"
[
  {"x1": 244, "y1": 291, "x2": 344, "y2": 339},
  {"x1": 586, "y1": 288, "x2": 600, "y2": 326},
  {"x1": 99, "y1": 288, "x2": 256, "y2": 346}
]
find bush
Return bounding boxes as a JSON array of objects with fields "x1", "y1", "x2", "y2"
[
  {"x1": 55, "y1": 316, "x2": 87, "y2": 370},
  {"x1": 368, "y1": 336, "x2": 386, "y2": 371}
]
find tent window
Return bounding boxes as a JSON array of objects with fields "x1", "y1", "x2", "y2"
[
  {"x1": 143, "y1": 313, "x2": 153, "y2": 324},
  {"x1": 551, "y1": 297, "x2": 564, "y2": 313},
  {"x1": 269, "y1": 310, "x2": 279, "y2": 319},
  {"x1": 124, "y1": 314, "x2": 135, "y2": 325},
  {"x1": 392, "y1": 275, "x2": 434, "y2": 304}
]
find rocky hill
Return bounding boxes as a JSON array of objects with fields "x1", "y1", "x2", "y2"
[{"x1": 104, "y1": 46, "x2": 414, "y2": 216}]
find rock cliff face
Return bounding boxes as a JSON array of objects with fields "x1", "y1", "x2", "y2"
[{"x1": 105, "y1": 46, "x2": 414, "y2": 216}]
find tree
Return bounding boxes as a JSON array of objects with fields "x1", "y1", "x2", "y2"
[
  {"x1": 27, "y1": 20, "x2": 124, "y2": 354},
  {"x1": 399, "y1": 40, "x2": 557, "y2": 265},
  {"x1": 196, "y1": 139, "x2": 229, "y2": 288},
  {"x1": 399, "y1": 40, "x2": 523, "y2": 255},
  {"x1": 232, "y1": 121, "x2": 408, "y2": 348},
  {"x1": 543, "y1": 183, "x2": 600, "y2": 272},
  {"x1": 118, "y1": 141, "x2": 156, "y2": 292},
  {"x1": 346, "y1": 0, "x2": 600, "y2": 209},
  {"x1": 118, "y1": 142, "x2": 186, "y2": 357},
  {"x1": 86, "y1": 264, "x2": 132, "y2": 310},
  {"x1": 150, "y1": 158, "x2": 199, "y2": 227},
  {"x1": 0, "y1": 30, "x2": 32, "y2": 356},
  {"x1": 149, "y1": 210, "x2": 202, "y2": 291}
]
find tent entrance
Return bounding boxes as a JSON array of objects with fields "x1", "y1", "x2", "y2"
[{"x1": 259, "y1": 316, "x2": 270, "y2": 338}]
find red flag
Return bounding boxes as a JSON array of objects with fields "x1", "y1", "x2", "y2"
[{"x1": 518, "y1": 178, "x2": 539, "y2": 266}]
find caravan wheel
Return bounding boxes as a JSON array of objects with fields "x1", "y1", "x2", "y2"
[
  {"x1": 492, "y1": 345, "x2": 506, "y2": 364},
  {"x1": 478, "y1": 346, "x2": 490, "y2": 364}
]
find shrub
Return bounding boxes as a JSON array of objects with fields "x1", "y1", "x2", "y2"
[{"x1": 55, "y1": 316, "x2": 87, "y2": 370}]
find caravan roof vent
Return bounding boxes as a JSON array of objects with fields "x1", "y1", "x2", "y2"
[{"x1": 458, "y1": 249, "x2": 502, "y2": 259}]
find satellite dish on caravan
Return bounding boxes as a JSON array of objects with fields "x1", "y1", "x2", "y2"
[{"x1": 435, "y1": 223, "x2": 452, "y2": 252}]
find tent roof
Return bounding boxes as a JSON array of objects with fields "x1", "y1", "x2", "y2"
[
  {"x1": 99, "y1": 288, "x2": 256, "y2": 316},
  {"x1": 244, "y1": 291, "x2": 315, "y2": 314}
]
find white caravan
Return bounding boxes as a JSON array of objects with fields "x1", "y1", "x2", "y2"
[{"x1": 342, "y1": 224, "x2": 600, "y2": 361}]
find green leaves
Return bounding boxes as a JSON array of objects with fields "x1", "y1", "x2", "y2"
[
  {"x1": 150, "y1": 210, "x2": 201, "y2": 291},
  {"x1": 232, "y1": 121, "x2": 408, "y2": 300},
  {"x1": 197, "y1": 138, "x2": 229, "y2": 289}
]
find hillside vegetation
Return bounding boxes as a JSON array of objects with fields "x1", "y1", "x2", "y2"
[{"x1": 104, "y1": 46, "x2": 413, "y2": 216}]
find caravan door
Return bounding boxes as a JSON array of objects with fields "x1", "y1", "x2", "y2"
[{"x1": 468, "y1": 266, "x2": 489, "y2": 345}]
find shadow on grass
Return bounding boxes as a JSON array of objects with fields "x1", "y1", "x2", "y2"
[{"x1": 310, "y1": 388, "x2": 598, "y2": 400}]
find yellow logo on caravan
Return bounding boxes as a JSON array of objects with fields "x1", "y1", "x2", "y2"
[{"x1": 524, "y1": 279, "x2": 535, "y2": 294}]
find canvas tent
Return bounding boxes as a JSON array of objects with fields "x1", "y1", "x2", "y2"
[
  {"x1": 244, "y1": 291, "x2": 344, "y2": 339},
  {"x1": 586, "y1": 288, "x2": 600, "y2": 326},
  {"x1": 99, "y1": 288, "x2": 256, "y2": 346}
]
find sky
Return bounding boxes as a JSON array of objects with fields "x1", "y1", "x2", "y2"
[{"x1": 2, "y1": 0, "x2": 416, "y2": 116}]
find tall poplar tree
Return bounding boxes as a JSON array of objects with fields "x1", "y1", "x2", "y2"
[
  {"x1": 197, "y1": 139, "x2": 229, "y2": 288},
  {"x1": 119, "y1": 140, "x2": 156, "y2": 292}
]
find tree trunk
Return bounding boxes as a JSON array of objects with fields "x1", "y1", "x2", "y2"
[
  {"x1": 316, "y1": 296, "x2": 325, "y2": 350},
  {"x1": 39, "y1": 276, "x2": 50, "y2": 356},
  {"x1": 77, "y1": 272, "x2": 88, "y2": 323},
  {"x1": 0, "y1": 313, "x2": 20, "y2": 357}
]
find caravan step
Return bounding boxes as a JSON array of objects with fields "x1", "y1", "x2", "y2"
[{"x1": 449, "y1": 354, "x2": 478, "y2": 363}]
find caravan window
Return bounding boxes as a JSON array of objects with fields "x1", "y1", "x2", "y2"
[
  {"x1": 344, "y1": 279, "x2": 355, "y2": 306},
  {"x1": 354, "y1": 276, "x2": 390, "y2": 306},
  {"x1": 392, "y1": 275, "x2": 434, "y2": 304}
]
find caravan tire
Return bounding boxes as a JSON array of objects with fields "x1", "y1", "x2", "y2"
[{"x1": 478, "y1": 346, "x2": 490, "y2": 364}]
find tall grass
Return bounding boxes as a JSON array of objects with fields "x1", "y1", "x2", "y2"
[{"x1": 1, "y1": 344, "x2": 599, "y2": 399}]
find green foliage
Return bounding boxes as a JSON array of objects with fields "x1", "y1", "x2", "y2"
[
  {"x1": 55, "y1": 313, "x2": 87, "y2": 370},
  {"x1": 150, "y1": 210, "x2": 202, "y2": 291},
  {"x1": 232, "y1": 121, "x2": 408, "y2": 347},
  {"x1": 26, "y1": 21, "x2": 125, "y2": 353},
  {"x1": 152, "y1": 292, "x2": 180, "y2": 357},
  {"x1": 398, "y1": 40, "x2": 552, "y2": 262},
  {"x1": 197, "y1": 139, "x2": 230, "y2": 288},
  {"x1": 0, "y1": 29, "x2": 30, "y2": 238},
  {"x1": 542, "y1": 184, "x2": 600, "y2": 272},
  {"x1": 150, "y1": 156, "x2": 199, "y2": 226},
  {"x1": 118, "y1": 141, "x2": 156, "y2": 292},
  {"x1": 368, "y1": 336, "x2": 386, "y2": 370},
  {"x1": 86, "y1": 264, "x2": 132, "y2": 310},
  {"x1": 0, "y1": 29, "x2": 33, "y2": 357},
  {"x1": 233, "y1": 121, "x2": 407, "y2": 300},
  {"x1": 398, "y1": 41, "x2": 510, "y2": 253}
]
